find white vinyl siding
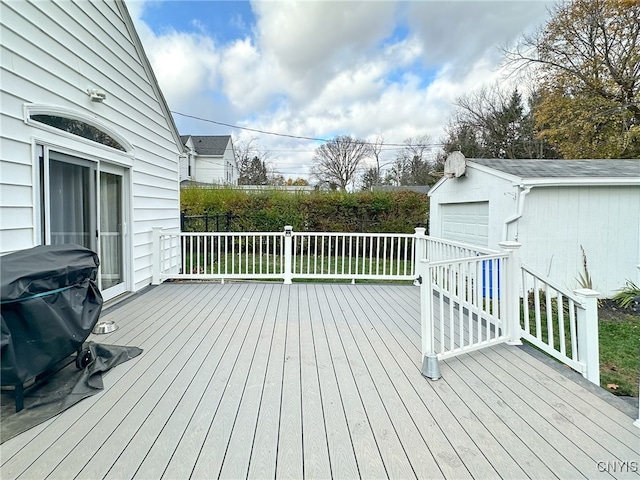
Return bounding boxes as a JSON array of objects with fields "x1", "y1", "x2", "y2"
[
  {"x1": 0, "y1": 0, "x2": 182, "y2": 293},
  {"x1": 518, "y1": 186, "x2": 640, "y2": 297}
]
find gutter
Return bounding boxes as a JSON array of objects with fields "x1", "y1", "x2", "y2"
[{"x1": 502, "y1": 185, "x2": 532, "y2": 241}]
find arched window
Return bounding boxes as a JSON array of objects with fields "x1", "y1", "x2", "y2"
[{"x1": 31, "y1": 114, "x2": 126, "y2": 151}]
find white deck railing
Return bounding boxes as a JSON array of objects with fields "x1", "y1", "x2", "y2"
[
  {"x1": 519, "y1": 263, "x2": 600, "y2": 384},
  {"x1": 152, "y1": 226, "x2": 433, "y2": 284},
  {"x1": 291, "y1": 232, "x2": 417, "y2": 281},
  {"x1": 418, "y1": 251, "x2": 512, "y2": 361}
]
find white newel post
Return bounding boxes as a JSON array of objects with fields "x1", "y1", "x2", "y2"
[
  {"x1": 574, "y1": 288, "x2": 600, "y2": 385},
  {"x1": 499, "y1": 241, "x2": 523, "y2": 345},
  {"x1": 414, "y1": 227, "x2": 427, "y2": 284},
  {"x1": 419, "y1": 258, "x2": 440, "y2": 379},
  {"x1": 414, "y1": 227, "x2": 427, "y2": 258},
  {"x1": 152, "y1": 227, "x2": 162, "y2": 285},
  {"x1": 283, "y1": 225, "x2": 293, "y2": 285}
]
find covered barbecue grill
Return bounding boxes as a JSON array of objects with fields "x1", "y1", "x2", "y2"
[{"x1": 1, "y1": 244, "x2": 103, "y2": 411}]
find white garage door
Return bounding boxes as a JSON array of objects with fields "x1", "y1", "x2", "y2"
[{"x1": 441, "y1": 202, "x2": 489, "y2": 247}]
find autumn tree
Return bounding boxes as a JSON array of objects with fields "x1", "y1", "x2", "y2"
[
  {"x1": 507, "y1": 0, "x2": 640, "y2": 158},
  {"x1": 310, "y1": 135, "x2": 371, "y2": 190}
]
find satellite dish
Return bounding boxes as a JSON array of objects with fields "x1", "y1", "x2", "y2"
[{"x1": 444, "y1": 151, "x2": 466, "y2": 178}]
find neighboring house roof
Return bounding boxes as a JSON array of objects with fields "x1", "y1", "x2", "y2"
[
  {"x1": 469, "y1": 159, "x2": 640, "y2": 179},
  {"x1": 182, "y1": 135, "x2": 232, "y2": 156}
]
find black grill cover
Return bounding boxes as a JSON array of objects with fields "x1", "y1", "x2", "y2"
[{"x1": 1, "y1": 245, "x2": 103, "y2": 386}]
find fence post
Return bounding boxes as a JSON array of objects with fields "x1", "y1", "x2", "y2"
[
  {"x1": 152, "y1": 227, "x2": 162, "y2": 285},
  {"x1": 419, "y1": 258, "x2": 440, "y2": 379},
  {"x1": 499, "y1": 241, "x2": 523, "y2": 345},
  {"x1": 574, "y1": 288, "x2": 600, "y2": 385},
  {"x1": 283, "y1": 225, "x2": 293, "y2": 285},
  {"x1": 414, "y1": 227, "x2": 427, "y2": 283}
]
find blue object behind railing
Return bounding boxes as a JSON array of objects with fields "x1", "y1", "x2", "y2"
[{"x1": 482, "y1": 258, "x2": 500, "y2": 298}]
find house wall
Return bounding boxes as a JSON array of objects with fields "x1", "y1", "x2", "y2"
[
  {"x1": 179, "y1": 138, "x2": 194, "y2": 182},
  {"x1": 194, "y1": 142, "x2": 238, "y2": 185},
  {"x1": 430, "y1": 168, "x2": 640, "y2": 297},
  {"x1": 195, "y1": 156, "x2": 226, "y2": 184},
  {"x1": 517, "y1": 185, "x2": 640, "y2": 297},
  {"x1": 223, "y1": 142, "x2": 238, "y2": 185},
  {"x1": 0, "y1": 0, "x2": 181, "y2": 293}
]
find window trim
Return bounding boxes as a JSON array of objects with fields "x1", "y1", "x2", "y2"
[{"x1": 24, "y1": 104, "x2": 135, "y2": 154}]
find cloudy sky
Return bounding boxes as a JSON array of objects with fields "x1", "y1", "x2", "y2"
[{"x1": 128, "y1": 0, "x2": 553, "y2": 180}]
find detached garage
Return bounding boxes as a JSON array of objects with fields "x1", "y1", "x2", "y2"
[{"x1": 428, "y1": 158, "x2": 640, "y2": 297}]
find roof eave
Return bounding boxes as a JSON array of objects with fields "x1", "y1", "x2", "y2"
[{"x1": 520, "y1": 177, "x2": 640, "y2": 187}]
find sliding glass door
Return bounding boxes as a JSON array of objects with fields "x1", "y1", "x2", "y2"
[
  {"x1": 99, "y1": 166, "x2": 126, "y2": 296},
  {"x1": 45, "y1": 151, "x2": 128, "y2": 300}
]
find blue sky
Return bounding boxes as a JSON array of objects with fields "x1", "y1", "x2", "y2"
[{"x1": 129, "y1": 1, "x2": 553, "y2": 180}]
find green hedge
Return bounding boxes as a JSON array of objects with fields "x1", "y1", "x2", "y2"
[{"x1": 181, "y1": 187, "x2": 429, "y2": 233}]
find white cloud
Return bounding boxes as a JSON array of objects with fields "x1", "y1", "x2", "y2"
[{"x1": 130, "y1": 0, "x2": 553, "y2": 179}]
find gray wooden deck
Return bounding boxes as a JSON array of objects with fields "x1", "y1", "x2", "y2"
[{"x1": 1, "y1": 282, "x2": 638, "y2": 479}]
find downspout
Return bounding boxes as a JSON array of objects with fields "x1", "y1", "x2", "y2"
[{"x1": 502, "y1": 185, "x2": 531, "y2": 241}]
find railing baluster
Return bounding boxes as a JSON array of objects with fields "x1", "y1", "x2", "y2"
[
  {"x1": 569, "y1": 299, "x2": 578, "y2": 361},
  {"x1": 534, "y1": 278, "x2": 541, "y2": 340},
  {"x1": 546, "y1": 285, "x2": 554, "y2": 349},
  {"x1": 558, "y1": 292, "x2": 566, "y2": 356},
  {"x1": 522, "y1": 270, "x2": 530, "y2": 335}
]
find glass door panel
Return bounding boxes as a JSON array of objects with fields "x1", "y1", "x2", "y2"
[
  {"x1": 49, "y1": 158, "x2": 95, "y2": 249},
  {"x1": 100, "y1": 171, "x2": 124, "y2": 292}
]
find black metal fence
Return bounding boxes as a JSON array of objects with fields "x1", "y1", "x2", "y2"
[{"x1": 181, "y1": 212, "x2": 238, "y2": 232}]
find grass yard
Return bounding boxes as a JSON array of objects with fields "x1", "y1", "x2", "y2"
[
  {"x1": 521, "y1": 296, "x2": 639, "y2": 398},
  {"x1": 598, "y1": 300, "x2": 640, "y2": 397}
]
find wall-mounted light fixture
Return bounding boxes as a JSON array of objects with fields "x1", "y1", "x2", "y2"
[{"x1": 87, "y1": 87, "x2": 107, "y2": 103}]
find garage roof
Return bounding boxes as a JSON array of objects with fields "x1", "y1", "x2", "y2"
[{"x1": 469, "y1": 159, "x2": 640, "y2": 179}]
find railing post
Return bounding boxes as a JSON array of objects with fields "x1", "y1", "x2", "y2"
[
  {"x1": 574, "y1": 288, "x2": 600, "y2": 385},
  {"x1": 152, "y1": 227, "x2": 162, "y2": 285},
  {"x1": 419, "y1": 259, "x2": 440, "y2": 379},
  {"x1": 414, "y1": 227, "x2": 427, "y2": 282},
  {"x1": 499, "y1": 241, "x2": 523, "y2": 345},
  {"x1": 283, "y1": 225, "x2": 293, "y2": 285}
]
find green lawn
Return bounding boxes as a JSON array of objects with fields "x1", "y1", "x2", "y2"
[
  {"x1": 598, "y1": 306, "x2": 639, "y2": 397},
  {"x1": 521, "y1": 297, "x2": 639, "y2": 397}
]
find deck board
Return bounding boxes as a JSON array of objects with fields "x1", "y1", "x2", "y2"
[
  {"x1": 275, "y1": 285, "x2": 304, "y2": 479},
  {"x1": 326, "y1": 285, "x2": 417, "y2": 480},
  {"x1": 246, "y1": 284, "x2": 288, "y2": 480},
  {"x1": 1, "y1": 282, "x2": 638, "y2": 480},
  {"x1": 298, "y1": 285, "x2": 333, "y2": 480},
  {"x1": 306, "y1": 285, "x2": 360, "y2": 479},
  {"x1": 314, "y1": 284, "x2": 387, "y2": 479}
]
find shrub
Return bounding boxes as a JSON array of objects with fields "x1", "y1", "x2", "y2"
[{"x1": 180, "y1": 186, "x2": 429, "y2": 233}]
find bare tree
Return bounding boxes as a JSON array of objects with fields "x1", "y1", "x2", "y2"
[
  {"x1": 235, "y1": 138, "x2": 272, "y2": 185},
  {"x1": 370, "y1": 134, "x2": 385, "y2": 183},
  {"x1": 441, "y1": 85, "x2": 557, "y2": 159},
  {"x1": 384, "y1": 135, "x2": 435, "y2": 185},
  {"x1": 310, "y1": 135, "x2": 371, "y2": 190}
]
